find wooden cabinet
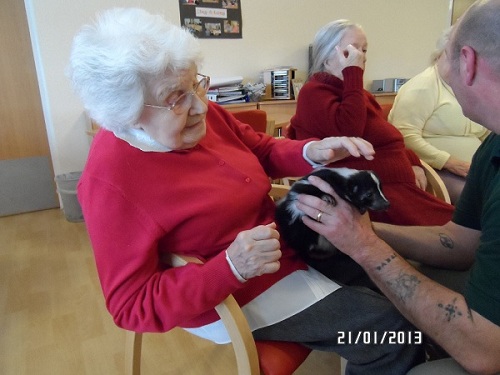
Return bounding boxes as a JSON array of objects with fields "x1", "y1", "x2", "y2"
[
  {"x1": 258, "y1": 100, "x2": 296, "y2": 124},
  {"x1": 223, "y1": 102, "x2": 258, "y2": 112},
  {"x1": 226, "y1": 100, "x2": 296, "y2": 133},
  {"x1": 223, "y1": 101, "x2": 291, "y2": 136},
  {"x1": 257, "y1": 100, "x2": 296, "y2": 136},
  {"x1": 373, "y1": 93, "x2": 396, "y2": 105}
]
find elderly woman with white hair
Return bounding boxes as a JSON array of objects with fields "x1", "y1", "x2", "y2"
[
  {"x1": 69, "y1": 8, "x2": 424, "y2": 374},
  {"x1": 388, "y1": 27, "x2": 490, "y2": 204}
]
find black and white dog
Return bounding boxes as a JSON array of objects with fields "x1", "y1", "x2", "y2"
[{"x1": 275, "y1": 167, "x2": 390, "y2": 261}]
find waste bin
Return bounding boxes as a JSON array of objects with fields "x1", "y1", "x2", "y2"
[{"x1": 54, "y1": 172, "x2": 84, "y2": 222}]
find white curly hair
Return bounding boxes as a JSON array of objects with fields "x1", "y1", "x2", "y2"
[{"x1": 68, "y1": 8, "x2": 203, "y2": 132}]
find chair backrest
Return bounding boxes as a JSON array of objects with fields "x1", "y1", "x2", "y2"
[{"x1": 232, "y1": 109, "x2": 275, "y2": 135}]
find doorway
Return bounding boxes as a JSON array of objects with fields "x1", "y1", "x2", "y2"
[{"x1": 0, "y1": 0, "x2": 58, "y2": 216}]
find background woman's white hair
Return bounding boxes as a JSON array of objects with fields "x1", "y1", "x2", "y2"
[
  {"x1": 309, "y1": 19, "x2": 361, "y2": 77},
  {"x1": 68, "y1": 8, "x2": 203, "y2": 132},
  {"x1": 430, "y1": 26, "x2": 452, "y2": 65}
]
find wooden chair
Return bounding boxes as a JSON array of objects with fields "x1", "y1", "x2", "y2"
[
  {"x1": 125, "y1": 184, "x2": 320, "y2": 375},
  {"x1": 419, "y1": 159, "x2": 451, "y2": 203},
  {"x1": 232, "y1": 109, "x2": 276, "y2": 136}
]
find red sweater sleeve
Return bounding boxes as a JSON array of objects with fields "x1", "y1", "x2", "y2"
[{"x1": 209, "y1": 103, "x2": 315, "y2": 178}]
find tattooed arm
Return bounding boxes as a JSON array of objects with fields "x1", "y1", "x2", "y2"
[
  {"x1": 296, "y1": 175, "x2": 500, "y2": 375},
  {"x1": 372, "y1": 221, "x2": 478, "y2": 270},
  {"x1": 349, "y1": 247, "x2": 500, "y2": 375}
]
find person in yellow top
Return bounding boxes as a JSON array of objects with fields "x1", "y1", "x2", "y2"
[{"x1": 389, "y1": 27, "x2": 489, "y2": 204}]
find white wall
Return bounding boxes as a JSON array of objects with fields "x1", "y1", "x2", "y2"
[{"x1": 25, "y1": 0, "x2": 452, "y2": 175}]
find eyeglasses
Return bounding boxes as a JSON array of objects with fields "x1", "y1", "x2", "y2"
[{"x1": 144, "y1": 73, "x2": 210, "y2": 115}]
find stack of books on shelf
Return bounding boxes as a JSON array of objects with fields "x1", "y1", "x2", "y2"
[{"x1": 207, "y1": 76, "x2": 249, "y2": 105}]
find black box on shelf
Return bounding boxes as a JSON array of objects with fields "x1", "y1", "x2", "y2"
[{"x1": 371, "y1": 78, "x2": 408, "y2": 93}]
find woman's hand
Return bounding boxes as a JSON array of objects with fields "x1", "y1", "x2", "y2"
[
  {"x1": 226, "y1": 223, "x2": 282, "y2": 280},
  {"x1": 326, "y1": 44, "x2": 366, "y2": 79},
  {"x1": 412, "y1": 166, "x2": 427, "y2": 190},
  {"x1": 306, "y1": 136, "x2": 375, "y2": 165},
  {"x1": 336, "y1": 44, "x2": 365, "y2": 70},
  {"x1": 444, "y1": 157, "x2": 470, "y2": 177}
]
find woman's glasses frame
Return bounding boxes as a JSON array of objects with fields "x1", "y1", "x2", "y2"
[{"x1": 144, "y1": 73, "x2": 211, "y2": 115}]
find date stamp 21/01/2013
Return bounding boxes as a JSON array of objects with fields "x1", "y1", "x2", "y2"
[{"x1": 337, "y1": 331, "x2": 423, "y2": 345}]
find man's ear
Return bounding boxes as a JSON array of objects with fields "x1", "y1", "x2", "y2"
[{"x1": 460, "y1": 45, "x2": 477, "y2": 86}]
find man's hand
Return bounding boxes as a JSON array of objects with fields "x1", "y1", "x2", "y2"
[{"x1": 294, "y1": 175, "x2": 378, "y2": 259}]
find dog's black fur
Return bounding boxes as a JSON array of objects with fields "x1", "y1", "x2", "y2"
[{"x1": 275, "y1": 167, "x2": 390, "y2": 262}]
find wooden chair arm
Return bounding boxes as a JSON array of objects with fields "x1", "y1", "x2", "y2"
[
  {"x1": 214, "y1": 295, "x2": 260, "y2": 374},
  {"x1": 125, "y1": 330, "x2": 143, "y2": 375},
  {"x1": 266, "y1": 119, "x2": 276, "y2": 136},
  {"x1": 163, "y1": 253, "x2": 260, "y2": 375},
  {"x1": 163, "y1": 253, "x2": 202, "y2": 267},
  {"x1": 420, "y1": 159, "x2": 451, "y2": 204},
  {"x1": 268, "y1": 183, "x2": 291, "y2": 200}
]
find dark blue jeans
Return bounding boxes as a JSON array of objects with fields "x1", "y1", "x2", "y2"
[{"x1": 253, "y1": 285, "x2": 425, "y2": 375}]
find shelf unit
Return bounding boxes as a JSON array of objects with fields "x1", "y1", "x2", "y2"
[{"x1": 262, "y1": 68, "x2": 297, "y2": 100}]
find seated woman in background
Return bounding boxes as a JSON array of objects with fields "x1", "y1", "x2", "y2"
[
  {"x1": 288, "y1": 19, "x2": 454, "y2": 225},
  {"x1": 388, "y1": 28, "x2": 490, "y2": 204},
  {"x1": 68, "y1": 8, "x2": 423, "y2": 374}
]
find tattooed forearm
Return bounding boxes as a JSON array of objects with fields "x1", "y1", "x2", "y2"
[
  {"x1": 387, "y1": 271, "x2": 421, "y2": 304},
  {"x1": 438, "y1": 297, "x2": 475, "y2": 322},
  {"x1": 438, "y1": 297, "x2": 463, "y2": 322},
  {"x1": 439, "y1": 233, "x2": 454, "y2": 249},
  {"x1": 375, "y1": 253, "x2": 397, "y2": 271}
]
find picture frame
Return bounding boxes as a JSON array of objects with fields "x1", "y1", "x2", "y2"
[{"x1": 179, "y1": 0, "x2": 242, "y2": 39}]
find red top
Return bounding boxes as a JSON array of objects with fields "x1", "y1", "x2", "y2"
[
  {"x1": 78, "y1": 103, "x2": 311, "y2": 333},
  {"x1": 289, "y1": 67, "x2": 454, "y2": 225}
]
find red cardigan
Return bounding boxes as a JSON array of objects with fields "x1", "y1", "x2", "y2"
[
  {"x1": 78, "y1": 103, "x2": 312, "y2": 333},
  {"x1": 289, "y1": 68, "x2": 454, "y2": 225}
]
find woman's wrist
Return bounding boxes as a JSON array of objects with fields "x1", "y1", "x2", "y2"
[{"x1": 225, "y1": 250, "x2": 247, "y2": 283}]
